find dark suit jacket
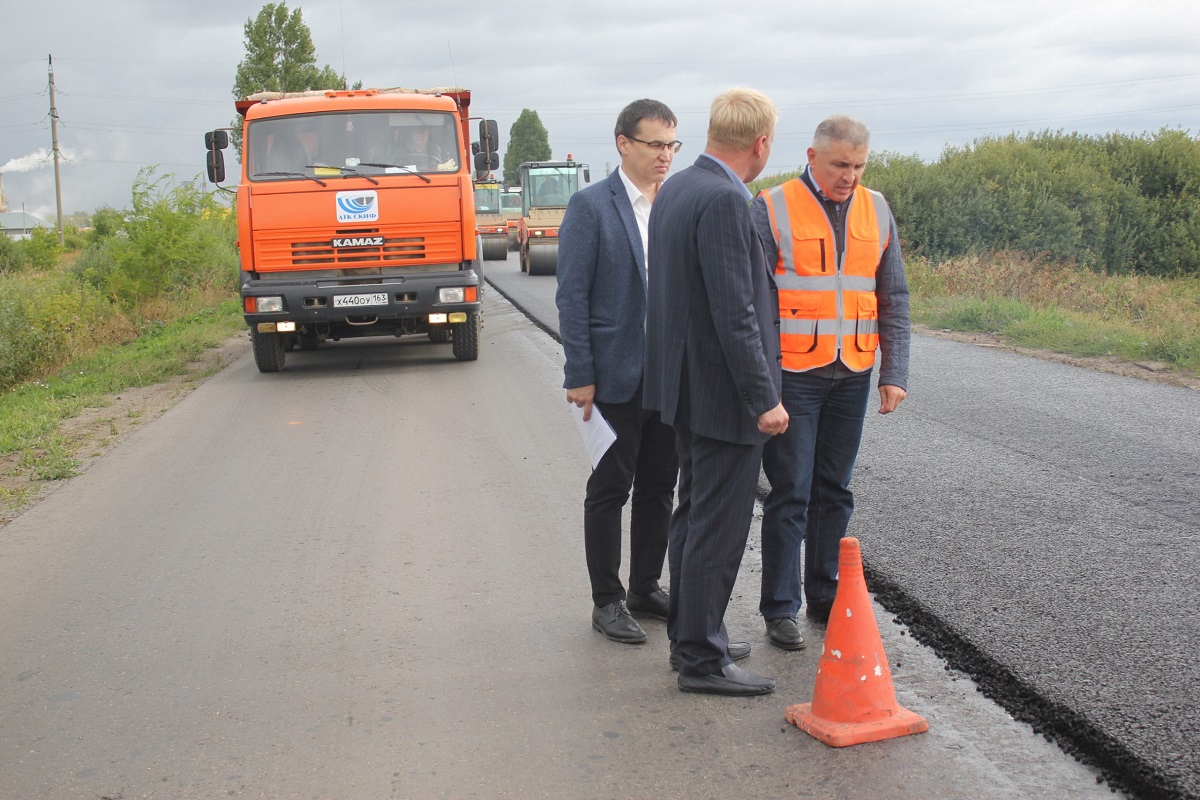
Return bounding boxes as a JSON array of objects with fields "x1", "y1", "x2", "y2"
[
  {"x1": 556, "y1": 168, "x2": 648, "y2": 404},
  {"x1": 644, "y1": 156, "x2": 781, "y2": 445}
]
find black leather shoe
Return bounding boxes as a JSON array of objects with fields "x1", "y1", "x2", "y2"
[
  {"x1": 678, "y1": 663, "x2": 775, "y2": 696},
  {"x1": 805, "y1": 604, "x2": 832, "y2": 625},
  {"x1": 592, "y1": 601, "x2": 647, "y2": 644},
  {"x1": 670, "y1": 641, "x2": 750, "y2": 672},
  {"x1": 766, "y1": 617, "x2": 807, "y2": 650},
  {"x1": 626, "y1": 589, "x2": 669, "y2": 621}
]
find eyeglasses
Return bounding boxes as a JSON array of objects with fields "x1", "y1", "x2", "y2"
[{"x1": 626, "y1": 135, "x2": 683, "y2": 154}]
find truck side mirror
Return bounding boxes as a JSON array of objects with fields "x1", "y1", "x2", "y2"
[
  {"x1": 473, "y1": 151, "x2": 500, "y2": 173},
  {"x1": 478, "y1": 119, "x2": 499, "y2": 155},
  {"x1": 205, "y1": 130, "x2": 229, "y2": 151},
  {"x1": 583, "y1": 167, "x2": 591, "y2": 183},
  {"x1": 206, "y1": 148, "x2": 226, "y2": 183}
]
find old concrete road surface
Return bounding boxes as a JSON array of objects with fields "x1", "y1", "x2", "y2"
[{"x1": 1, "y1": 286, "x2": 1119, "y2": 798}]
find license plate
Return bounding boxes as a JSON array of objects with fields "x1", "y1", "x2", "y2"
[{"x1": 334, "y1": 292, "x2": 389, "y2": 308}]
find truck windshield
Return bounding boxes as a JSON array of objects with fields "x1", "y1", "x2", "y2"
[
  {"x1": 474, "y1": 184, "x2": 501, "y2": 214},
  {"x1": 526, "y1": 167, "x2": 579, "y2": 208},
  {"x1": 247, "y1": 110, "x2": 460, "y2": 181}
]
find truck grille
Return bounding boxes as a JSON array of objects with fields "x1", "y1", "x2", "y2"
[{"x1": 254, "y1": 222, "x2": 462, "y2": 271}]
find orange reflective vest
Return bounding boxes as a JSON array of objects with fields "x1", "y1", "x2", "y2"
[{"x1": 761, "y1": 179, "x2": 891, "y2": 373}]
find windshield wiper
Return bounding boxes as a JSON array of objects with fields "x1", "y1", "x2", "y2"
[
  {"x1": 253, "y1": 171, "x2": 327, "y2": 187},
  {"x1": 357, "y1": 162, "x2": 432, "y2": 184},
  {"x1": 306, "y1": 164, "x2": 379, "y2": 185}
]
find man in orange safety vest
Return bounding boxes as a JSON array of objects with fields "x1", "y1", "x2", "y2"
[{"x1": 750, "y1": 115, "x2": 911, "y2": 649}]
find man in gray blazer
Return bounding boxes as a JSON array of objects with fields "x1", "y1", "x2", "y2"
[
  {"x1": 556, "y1": 99, "x2": 681, "y2": 645},
  {"x1": 644, "y1": 88, "x2": 788, "y2": 696}
]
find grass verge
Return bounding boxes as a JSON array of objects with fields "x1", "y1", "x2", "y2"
[
  {"x1": 907, "y1": 253, "x2": 1200, "y2": 375},
  {"x1": 0, "y1": 298, "x2": 244, "y2": 518}
]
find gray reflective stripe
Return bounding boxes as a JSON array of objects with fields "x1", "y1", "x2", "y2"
[
  {"x1": 854, "y1": 317, "x2": 880, "y2": 336},
  {"x1": 842, "y1": 274, "x2": 876, "y2": 292},
  {"x1": 766, "y1": 184, "x2": 793, "y2": 268},
  {"x1": 775, "y1": 273, "x2": 875, "y2": 293},
  {"x1": 775, "y1": 272, "x2": 837, "y2": 291},
  {"x1": 781, "y1": 318, "x2": 879, "y2": 337},
  {"x1": 781, "y1": 318, "x2": 833, "y2": 336},
  {"x1": 867, "y1": 189, "x2": 890, "y2": 256}
]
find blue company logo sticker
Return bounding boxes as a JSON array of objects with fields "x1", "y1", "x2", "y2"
[{"x1": 335, "y1": 190, "x2": 379, "y2": 222}]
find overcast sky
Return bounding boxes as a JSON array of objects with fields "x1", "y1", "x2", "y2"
[{"x1": 3, "y1": 0, "x2": 1199, "y2": 220}]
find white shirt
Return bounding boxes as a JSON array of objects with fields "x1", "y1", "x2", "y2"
[{"x1": 617, "y1": 166, "x2": 652, "y2": 273}]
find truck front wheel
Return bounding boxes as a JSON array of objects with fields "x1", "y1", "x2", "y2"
[
  {"x1": 251, "y1": 328, "x2": 286, "y2": 373},
  {"x1": 451, "y1": 312, "x2": 480, "y2": 362}
]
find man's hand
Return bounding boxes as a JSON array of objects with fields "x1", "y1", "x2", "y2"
[
  {"x1": 878, "y1": 384, "x2": 907, "y2": 415},
  {"x1": 758, "y1": 402, "x2": 789, "y2": 435},
  {"x1": 566, "y1": 385, "x2": 596, "y2": 421}
]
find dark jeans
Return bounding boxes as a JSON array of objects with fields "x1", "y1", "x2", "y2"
[
  {"x1": 760, "y1": 370, "x2": 871, "y2": 620},
  {"x1": 584, "y1": 392, "x2": 678, "y2": 607}
]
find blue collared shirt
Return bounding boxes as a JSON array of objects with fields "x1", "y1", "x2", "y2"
[{"x1": 699, "y1": 153, "x2": 752, "y2": 202}]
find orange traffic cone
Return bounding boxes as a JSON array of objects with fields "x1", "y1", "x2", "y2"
[{"x1": 785, "y1": 536, "x2": 928, "y2": 747}]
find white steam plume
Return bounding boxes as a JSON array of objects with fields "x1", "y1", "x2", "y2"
[{"x1": 0, "y1": 147, "x2": 75, "y2": 174}]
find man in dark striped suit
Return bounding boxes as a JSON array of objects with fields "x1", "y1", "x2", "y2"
[{"x1": 644, "y1": 88, "x2": 788, "y2": 696}]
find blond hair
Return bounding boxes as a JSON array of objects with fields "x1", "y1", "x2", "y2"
[{"x1": 707, "y1": 87, "x2": 778, "y2": 151}]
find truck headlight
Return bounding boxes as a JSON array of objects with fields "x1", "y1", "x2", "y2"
[
  {"x1": 439, "y1": 287, "x2": 465, "y2": 303},
  {"x1": 255, "y1": 296, "x2": 284, "y2": 313}
]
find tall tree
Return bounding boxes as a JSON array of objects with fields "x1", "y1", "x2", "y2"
[
  {"x1": 503, "y1": 109, "x2": 552, "y2": 186},
  {"x1": 229, "y1": 3, "x2": 349, "y2": 155}
]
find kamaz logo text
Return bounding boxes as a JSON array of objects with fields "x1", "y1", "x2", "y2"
[
  {"x1": 335, "y1": 190, "x2": 379, "y2": 222},
  {"x1": 332, "y1": 236, "x2": 384, "y2": 248}
]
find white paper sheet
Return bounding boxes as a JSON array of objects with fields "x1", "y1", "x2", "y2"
[{"x1": 571, "y1": 402, "x2": 617, "y2": 469}]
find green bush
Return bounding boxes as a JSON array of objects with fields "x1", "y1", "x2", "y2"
[
  {"x1": 0, "y1": 272, "x2": 119, "y2": 390},
  {"x1": 2, "y1": 167, "x2": 238, "y2": 392},
  {"x1": 71, "y1": 167, "x2": 238, "y2": 309},
  {"x1": 0, "y1": 234, "x2": 29, "y2": 273},
  {"x1": 864, "y1": 129, "x2": 1200, "y2": 277}
]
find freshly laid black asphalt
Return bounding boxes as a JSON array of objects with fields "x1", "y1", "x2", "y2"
[{"x1": 852, "y1": 337, "x2": 1199, "y2": 800}]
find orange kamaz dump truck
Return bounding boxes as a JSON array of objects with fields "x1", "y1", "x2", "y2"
[{"x1": 204, "y1": 87, "x2": 498, "y2": 372}]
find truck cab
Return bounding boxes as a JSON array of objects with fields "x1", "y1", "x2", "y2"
[{"x1": 205, "y1": 87, "x2": 498, "y2": 372}]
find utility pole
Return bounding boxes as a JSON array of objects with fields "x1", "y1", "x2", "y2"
[{"x1": 48, "y1": 54, "x2": 64, "y2": 245}]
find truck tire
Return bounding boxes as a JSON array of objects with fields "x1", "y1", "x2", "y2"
[
  {"x1": 452, "y1": 312, "x2": 480, "y2": 362},
  {"x1": 298, "y1": 332, "x2": 320, "y2": 351},
  {"x1": 428, "y1": 326, "x2": 452, "y2": 344},
  {"x1": 251, "y1": 328, "x2": 286, "y2": 373}
]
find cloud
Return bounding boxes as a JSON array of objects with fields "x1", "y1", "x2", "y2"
[{"x1": 2, "y1": 0, "x2": 1198, "y2": 214}]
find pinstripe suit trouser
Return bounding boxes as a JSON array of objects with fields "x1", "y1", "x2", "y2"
[{"x1": 666, "y1": 422, "x2": 763, "y2": 677}]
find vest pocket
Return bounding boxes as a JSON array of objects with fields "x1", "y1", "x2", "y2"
[
  {"x1": 790, "y1": 234, "x2": 827, "y2": 273},
  {"x1": 853, "y1": 294, "x2": 879, "y2": 353},
  {"x1": 780, "y1": 305, "x2": 820, "y2": 354}
]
